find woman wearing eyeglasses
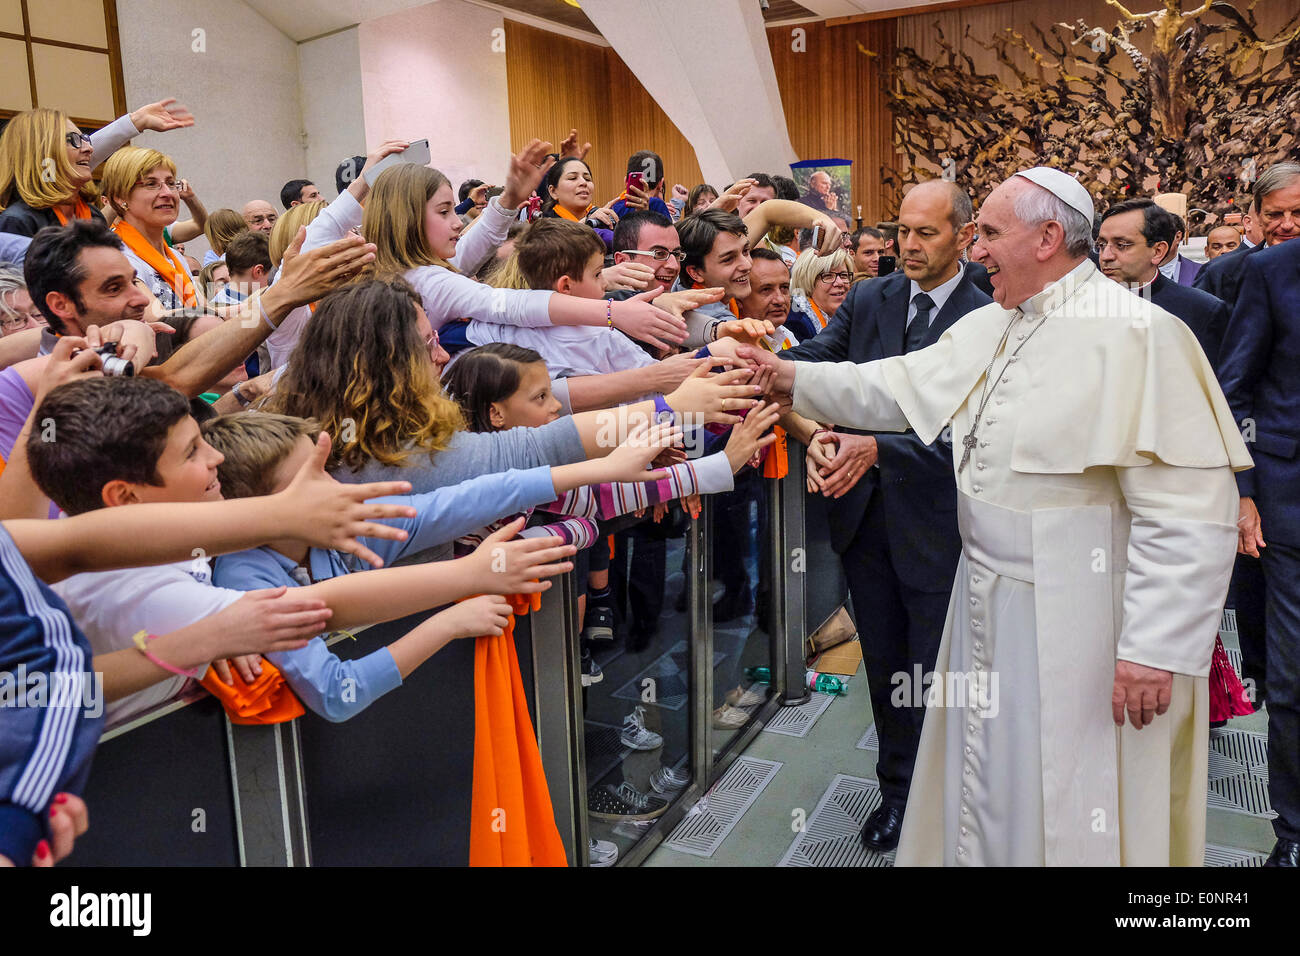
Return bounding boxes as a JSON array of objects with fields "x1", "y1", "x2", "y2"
[
  {"x1": 0, "y1": 100, "x2": 193, "y2": 237},
  {"x1": 100, "y1": 146, "x2": 199, "y2": 312},
  {"x1": 0, "y1": 265, "x2": 45, "y2": 338},
  {"x1": 788, "y1": 246, "x2": 854, "y2": 341}
]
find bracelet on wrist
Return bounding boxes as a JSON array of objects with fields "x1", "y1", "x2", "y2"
[
  {"x1": 132, "y1": 630, "x2": 201, "y2": 679},
  {"x1": 606, "y1": 299, "x2": 614, "y2": 329},
  {"x1": 652, "y1": 394, "x2": 676, "y2": 425},
  {"x1": 259, "y1": 296, "x2": 279, "y2": 332},
  {"x1": 230, "y1": 380, "x2": 252, "y2": 408}
]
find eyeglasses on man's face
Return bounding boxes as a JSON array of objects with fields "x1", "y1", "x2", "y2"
[
  {"x1": 620, "y1": 247, "x2": 686, "y2": 263},
  {"x1": 817, "y1": 271, "x2": 853, "y2": 285}
]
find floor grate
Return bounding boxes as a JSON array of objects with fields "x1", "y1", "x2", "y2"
[
  {"x1": 762, "y1": 692, "x2": 834, "y2": 738},
  {"x1": 610, "y1": 640, "x2": 725, "y2": 711},
  {"x1": 855, "y1": 723, "x2": 879, "y2": 751},
  {"x1": 663, "y1": 756, "x2": 781, "y2": 857},
  {"x1": 1204, "y1": 843, "x2": 1267, "y2": 867},
  {"x1": 1207, "y1": 727, "x2": 1274, "y2": 819},
  {"x1": 1220, "y1": 608, "x2": 1237, "y2": 635},
  {"x1": 779, "y1": 774, "x2": 895, "y2": 867}
]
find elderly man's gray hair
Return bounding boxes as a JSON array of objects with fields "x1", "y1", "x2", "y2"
[{"x1": 1013, "y1": 184, "x2": 1094, "y2": 258}]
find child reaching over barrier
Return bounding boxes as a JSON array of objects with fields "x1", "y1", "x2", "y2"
[
  {"x1": 200, "y1": 409, "x2": 683, "y2": 721},
  {"x1": 22, "y1": 376, "x2": 588, "y2": 726}
]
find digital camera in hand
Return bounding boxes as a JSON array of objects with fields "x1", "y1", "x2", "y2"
[{"x1": 76, "y1": 341, "x2": 134, "y2": 377}]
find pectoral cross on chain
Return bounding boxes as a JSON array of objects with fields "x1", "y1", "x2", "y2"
[{"x1": 958, "y1": 433, "x2": 978, "y2": 473}]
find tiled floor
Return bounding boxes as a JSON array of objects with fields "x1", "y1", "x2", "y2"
[{"x1": 645, "y1": 629, "x2": 1276, "y2": 867}]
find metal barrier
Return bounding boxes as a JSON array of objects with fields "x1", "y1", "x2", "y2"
[{"x1": 66, "y1": 450, "x2": 849, "y2": 866}]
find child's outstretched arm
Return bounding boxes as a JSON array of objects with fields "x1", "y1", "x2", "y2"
[
  {"x1": 95, "y1": 586, "x2": 331, "y2": 702},
  {"x1": 6, "y1": 434, "x2": 416, "y2": 583},
  {"x1": 301, "y1": 518, "x2": 574, "y2": 632}
]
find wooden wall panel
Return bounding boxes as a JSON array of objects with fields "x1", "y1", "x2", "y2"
[
  {"x1": 769, "y1": 19, "x2": 896, "y2": 223},
  {"x1": 503, "y1": 20, "x2": 702, "y2": 210}
]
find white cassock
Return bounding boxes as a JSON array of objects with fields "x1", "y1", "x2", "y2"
[{"x1": 792, "y1": 260, "x2": 1253, "y2": 866}]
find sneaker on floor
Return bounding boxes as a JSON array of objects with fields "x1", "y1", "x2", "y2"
[
  {"x1": 621, "y1": 704, "x2": 663, "y2": 750},
  {"x1": 581, "y1": 645, "x2": 604, "y2": 687},
  {"x1": 712, "y1": 704, "x2": 751, "y2": 730},
  {"x1": 588, "y1": 782, "x2": 669, "y2": 822},
  {"x1": 582, "y1": 604, "x2": 616, "y2": 643},
  {"x1": 588, "y1": 837, "x2": 618, "y2": 867},
  {"x1": 649, "y1": 765, "x2": 690, "y2": 794}
]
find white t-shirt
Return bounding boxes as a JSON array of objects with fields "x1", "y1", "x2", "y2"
[
  {"x1": 466, "y1": 321, "x2": 657, "y2": 379},
  {"x1": 52, "y1": 560, "x2": 243, "y2": 726}
]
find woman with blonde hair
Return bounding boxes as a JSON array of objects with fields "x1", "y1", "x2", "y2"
[
  {"x1": 201, "y1": 208, "x2": 247, "y2": 265},
  {"x1": 100, "y1": 146, "x2": 198, "y2": 310},
  {"x1": 788, "y1": 245, "x2": 854, "y2": 340},
  {"x1": 269, "y1": 200, "x2": 326, "y2": 267},
  {"x1": 298, "y1": 139, "x2": 686, "y2": 352},
  {"x1": 0, "y1": 98, "x2": 193, "y2": 237}
]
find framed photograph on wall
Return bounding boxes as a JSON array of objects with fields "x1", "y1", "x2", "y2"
[{"x1": 790, "y1": 158, "x2": 851, "y2": 220}]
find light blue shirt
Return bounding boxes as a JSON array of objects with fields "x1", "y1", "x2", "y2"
[
  {"x1": 210, "y1": 466, "x2": 557, "y2": 721},
  {"x1": 0, "y1": 233, "x2": 30, "y2": 264}
]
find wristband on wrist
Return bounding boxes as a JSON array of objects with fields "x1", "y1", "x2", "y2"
[
  {"x1": 132, "y1": 630, "x2": 200, "y2": 678},
  {"x1": 259, "y1": 297, "x2": 279, "y2": 332},
  {"x1": 606, "y1": 299, "x2": 614, "y2": 328},
  {"x1": 652, "y1": 394, "x2": 676, "y2": 425},
  {"x1": 708, "y1": 318, "x2": 723, "y2": 343},
  {"x1": 230, "y1": 380, "x2": 252, "y2": 408}
]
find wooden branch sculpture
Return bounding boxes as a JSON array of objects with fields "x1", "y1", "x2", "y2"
[{"x1": 873, "y1": 0, "x2": 1300, "y2": 222}]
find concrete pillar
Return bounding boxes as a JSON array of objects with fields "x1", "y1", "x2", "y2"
[{"x1": 578, "y1": 0, "x2": 798, "y2": 186}]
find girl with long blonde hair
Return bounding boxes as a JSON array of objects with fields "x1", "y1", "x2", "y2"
[{"x1": 297, "y1": 140, "x2": 687, "y2": 352}]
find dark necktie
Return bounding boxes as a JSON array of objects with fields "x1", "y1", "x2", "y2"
[{"x1": 904, "y1": 292, "x2": 934, "y2": 353}]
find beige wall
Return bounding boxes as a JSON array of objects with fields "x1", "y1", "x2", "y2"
[{"x1": 116, "y1": 0, "x2": 308, "y2": 256}]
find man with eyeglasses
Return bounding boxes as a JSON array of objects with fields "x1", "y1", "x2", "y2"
[
  {"x1": 1096, "y1": 198, "x2": 1228, "y2": 366},
  {"x1": 610, "y1": 211, "x2": 683, "y2": 297}
]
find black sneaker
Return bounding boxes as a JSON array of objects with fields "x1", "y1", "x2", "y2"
[
  {"x1": 587, "y1": 782, "x2": 669, "y2": 822},
  {"x1": 583, "y1": 604, "x2": 616, "y2": 643}
]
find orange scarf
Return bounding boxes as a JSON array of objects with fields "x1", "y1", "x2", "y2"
[
  {"x1": 199, "y1": 659, "x2": 305, "y2": 725},
  {"x1": 52, "y1": 197, "x2": 94, "y2": 225},
  {"x1": 552, "y1": 203, "x2": 595, "y2": 223},
  {"x1": 809, "y1": 301, "x2": 828, "y2": 329},
  {"x1": 762, "y1": 426, "x2": 789, "y2": 479},
  {"x1": 111, "y1": 219, "x2": 198, "y2": 307},
  {"x1": 469, "y1": 591, "x2": 567, "y2": 866}
]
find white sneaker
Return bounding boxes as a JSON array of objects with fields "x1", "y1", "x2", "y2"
[
  {"x1": 650, "y1": 765, "x2": 690, "y2": 794},
  {"x1": 588, "y1": 837, "x2": 618, "y2": 867},
  {"x1": 620, "y1": 705, "x2": 663, "y2": 751}
]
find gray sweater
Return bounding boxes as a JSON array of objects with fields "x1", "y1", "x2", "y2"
[{"x1": 339, "y1": 419, "x2": 587, "y2": 562}]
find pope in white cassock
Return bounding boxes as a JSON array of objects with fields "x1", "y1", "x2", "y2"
[{"x1": 744, "y1": 168, "x2": 1253, "y2": 866}]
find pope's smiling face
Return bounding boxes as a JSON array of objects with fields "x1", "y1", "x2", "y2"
[{"x1": 971, "y1": 178, "x2": 1061, "y2": 309}]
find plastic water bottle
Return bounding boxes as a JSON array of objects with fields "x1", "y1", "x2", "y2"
[{"x1": 806, "y1": 670, "x2": 847, "y2": 697}]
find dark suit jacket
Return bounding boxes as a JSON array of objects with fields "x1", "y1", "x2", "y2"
[
  {"x1": 1173, "y1": 254, "x2": 1202, "y2": 287},
  {"x1": 1148, "y1": 273, "x2": 1229, "y2": 368},
  {"x1": 1217, "y1": 238, "x2": 1300, "y2": 546},
  {"x1": 0, "y1": 199, "x2": 106, "y2": 238},
  {"x1": 784, "y1": 263, "x2": 992, "y2": 592},
  {"x1": 1193, "y1": 240, "x2": 1263, "y2": 310}
]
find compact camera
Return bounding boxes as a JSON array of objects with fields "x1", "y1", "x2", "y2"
[{"x1": 77, "y1": 341, "x2": 135, "y2": 377}]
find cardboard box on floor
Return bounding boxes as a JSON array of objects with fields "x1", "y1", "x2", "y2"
[{"x1": 813, "y1": 639, "x2": 862, "y2": 676}]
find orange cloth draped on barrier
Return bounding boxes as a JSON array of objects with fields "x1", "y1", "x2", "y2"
[
  {"x1": 111, "y1": 219, "x2": 198, "y2": 307},
  {"x1": 762, "y1": 425, "x2": 789, "y2": 479},
  {"x1": 199, "y1": 659, "x2": 305, "y2": 725},
  {"x1": 469, "y1": 591, "x2": 568, "y2": 867}
]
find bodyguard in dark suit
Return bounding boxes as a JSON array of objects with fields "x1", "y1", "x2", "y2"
[
  {"x1": 1217, "y1": 235, "x2": 1300, "y2": 868},
  {"x1": 1200, "y1": 164, "x2": 1300, "y2": 723},
  {"x1": 1097, "y1": 199, "x2": 1229, "y2": 364},
  {"x1": 783, "y1": 180, "x2": 991, "y2": 851}
]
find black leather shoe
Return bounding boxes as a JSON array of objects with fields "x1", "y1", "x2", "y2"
[
  {"x1": 860, "y1": 805, "x2": 904, "y2": 852},
  {"x1": 1263, "y1": 839, "x2": 1300, "y2": 867}
]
